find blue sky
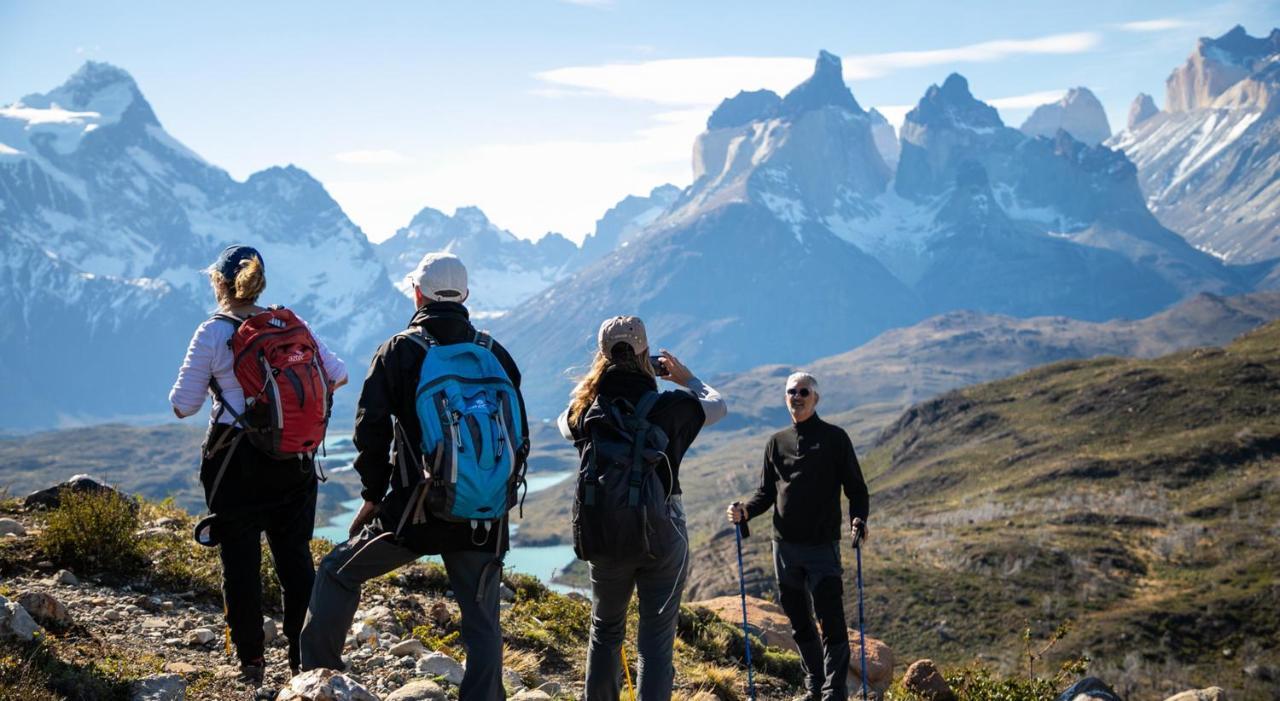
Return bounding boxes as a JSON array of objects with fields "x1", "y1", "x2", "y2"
[{"x1": 2, "y1": 0, "x2": 1277, "y2": 243}]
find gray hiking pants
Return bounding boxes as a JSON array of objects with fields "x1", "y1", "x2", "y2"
[
  {"x1": 773, "y1": 539, "x2": 849, "y2": 701},
  {"x1": 299, "y1": 526, "x2": 504, "y2": 701},
  {"x1": 584, "y1": 496, "x2": 689, "y2": 701}
]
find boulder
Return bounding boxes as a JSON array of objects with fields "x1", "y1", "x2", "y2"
[
  {"x1": 509, "y1": 691, "x2": 551, "y2": 701},
  {"x1": 351, "y1": 621, "x2": 379, "y2": 647},
  {"x1": 384, "y1": 679, "x2": 446, "y2": 701},
  {"x1": 691, "y1": 595, "x2": 894, "y2": 689},
  {"x1": 0, "y1": 518, "x2": 26, "y2": 537},
  {"x1": 276, "y1": 668, "x2": 379, "y2": 701},
  {"x1": 264, "y1": 617, "x2": 280, "y2": 645},
  {"x1": 0, "y1": 597, "x2": 42, "y2": 642},
  {"x1": 16, "y1": 591, "x2": 72, "y2": 628},
  {"x1": 1163, "y1": 689, "x2": 1226, "y2": 701},
  {"x1": 902, "y1": 659, "x2": 954, "y2": 701},
  {"x1": 54, "y1": 569, "x2": 79, "y2": 585},
  {"x1": 415, "y1": 652, "x2": 464, "y2": 686},
  {"x1": 389, "y1": 639, "x2": 427, "y2": 657},
  {"x1": 128, "y1": 673, "x2": 187, "y2": 700},
  {"x1": 24, "y1": 474, "x2": 125, "y2": 510}
]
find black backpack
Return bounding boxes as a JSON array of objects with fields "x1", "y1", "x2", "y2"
[{"x1": 571, "y1": 391, "x2": 678, "y2": 561}]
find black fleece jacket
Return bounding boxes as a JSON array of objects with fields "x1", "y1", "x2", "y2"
[
  {"x1": 742, "y1": 414, "x2": 869, "y2": 544},
  {"x1": 352, "y1": 302, "x2": 527, "y2": 554}
]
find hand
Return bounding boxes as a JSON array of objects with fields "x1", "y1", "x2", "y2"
[
  {"x1": 851, "y1": 518, "x2": 868, "y2": 547},
  {"x1": 725, "y1": 502, "x2": 747, "y2": 524},
  {"x1": 659, "y1": 350, "x2": 693, "y2": 387},
  {"x1": 349, "y1": 500, "x2": 379, "y2": 538},
  {"x1": 172, "y1": 406, "x2": 185, "y2": 419}
]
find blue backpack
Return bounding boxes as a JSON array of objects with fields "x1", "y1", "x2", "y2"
[{"x1": 395, "y1": 328, "x2": 526, "y2": 540}]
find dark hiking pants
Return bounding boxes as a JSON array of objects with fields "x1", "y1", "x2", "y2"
[
  {"x1": 216, "y1": 484, "x2": 317, "y2": 670},
  {"x1": 773, "y1": 539, "x2": 849, "y2": 701},
  {"x1": 584, "y1": 496, "x2": 689, "y2": 701},
  {"x1": 299, "y1": 526, "x2": 504, "y2": 701}
]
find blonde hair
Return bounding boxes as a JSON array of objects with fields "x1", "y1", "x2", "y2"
[
  {"x1": 567, "y1": 344, "x2": 656, "y2": 426},
  {"x1": 209, "y1": 256, "x2": 266, "y2": 309}
]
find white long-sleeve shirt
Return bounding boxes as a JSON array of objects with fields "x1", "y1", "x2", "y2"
[{"x1": 169, "y1": 314, "x2": 348, "y2": 425}]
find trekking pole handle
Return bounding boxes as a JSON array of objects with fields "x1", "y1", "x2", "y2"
[{"x1": 733, "y1": 502, "x2": 750, "y2": 538}]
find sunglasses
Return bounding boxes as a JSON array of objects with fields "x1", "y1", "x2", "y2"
[{"x1": 786, "y1": 387, "x2": 812, "y2": 398}]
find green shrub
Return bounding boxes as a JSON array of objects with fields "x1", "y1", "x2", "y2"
[{"x1": 39, "y1": 491, "x2": 145, "y2": 577}]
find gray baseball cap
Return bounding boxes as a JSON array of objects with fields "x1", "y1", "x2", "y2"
[
  {"x1": 598, "y1": 315, "x2": 648, "y2": 356},
  {"x1": 407, "y1": 252, "x2": 469, "y2": 302}
]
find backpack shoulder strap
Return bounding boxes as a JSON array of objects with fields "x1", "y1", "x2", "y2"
[
  {"x1": 634, "y1": 391, "x2": 661, "y2": 419},
  {"x1": 211, "y1": 312, "x2": 244, "y2": 329},
  {"x1": 395, "y1": 326, "x2": 438, "y2": 353},
  {"x1": 474, "y1": 330, "x2": 493, "y2": 350}
]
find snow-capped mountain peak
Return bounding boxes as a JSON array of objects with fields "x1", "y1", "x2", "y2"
[{"x1": 908, "y1": 73, "x2": 1004, "y2": 133}]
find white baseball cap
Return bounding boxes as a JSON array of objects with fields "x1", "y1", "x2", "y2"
[{"x1": 407, "y1": 252, "x2": 469, "y2": 302}]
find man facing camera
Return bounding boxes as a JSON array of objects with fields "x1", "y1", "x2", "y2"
[{"x1": 727, "y1": 371, "x2": 868, "y2": 701}]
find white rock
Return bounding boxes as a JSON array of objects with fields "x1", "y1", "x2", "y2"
[
  {"x1": 536, "y1": 681, "x2": 561, "y2": 696},
  {"x1": 0, "y1": 599, "x2": 42, "y2": 642},
  {"x1": 1163, "y1": 688, "x2": 1227, "y2": 701},
  {"x1": 128, "y1": 673, "x2": 186, "y2": 701},
  {"x1": 415, "y1": 652, "x2": 464, "y2": 686},
  {"x1": 0, "y1": 518, "x2": 26, "y2": 537},
  {"x1": 385, "y1": 679, "x2": 446, "y2": 701},
  {"x1": 263, "y1": 617, "x2": 279, "y2": 645},
  {"x1": 510, "y1": 691, "x2": 552, "y2": 701},
  {"x1": 502, "y1": 668, "x2": 525, "y2": 691},
  {"x1": 351, "y1": 621, "x2": 379, "y2": 646},
  {"x1": 277, "y1": 668, "x2": 379, "y2": 701},
  {"x1": 186, "y1": 628, "x2": 217, "y2": 646},
  {"x1": 499, "y1": 583, "x2": 516, "y2": 602},
  {"x1": 389, "y1": 639, "x2": 427, "y2": 657}
]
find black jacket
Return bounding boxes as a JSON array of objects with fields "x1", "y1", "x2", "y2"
[
  {"x1": 352, "y1": 302, "x2": 528, "y2": 554},
  {"x1": 566, "y1": 367, "x2": 706, "y2": 496},
  {"x1": 742, "y1": 413, "x2": 869, "y2": 544}
]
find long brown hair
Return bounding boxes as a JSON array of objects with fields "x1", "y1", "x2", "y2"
[
  {"x1": 208, "y1": 256, "x2": 266, "y2": 310},
  {"x1": 567, "y1": 344, "x2": 656, "y2": 426}
]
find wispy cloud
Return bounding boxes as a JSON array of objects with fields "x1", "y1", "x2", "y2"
[
  {"x1": 333, "y1": 149, "x2": 411, "y2": 165},
  {"x1": 988, "y1": 89, "x2": 1068, "y2": 110},
  {"x1": 535, "y1": 32, "x2": 1101, "y2": 107},
  {"x1": 1116, "y1": 18, "x2": 1193, "y2": 32}
]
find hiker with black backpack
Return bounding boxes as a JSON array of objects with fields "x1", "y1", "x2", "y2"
[
  {"x1": 557, "y1": 315, "x2": 726, "y2": 701},
  {"x1": 299, "y1": 252, "x2": 528, "y2": 700},
  {"x1": 169, "y1": 244, "x2": 349, "y2": 684},
  {"x1": 726, "y1": 372, "x2": 868, "y2": 701}
]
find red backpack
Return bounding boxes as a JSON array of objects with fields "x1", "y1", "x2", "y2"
[{"x1": 210, "y1": 307, "x2": 332, "y2": 458}]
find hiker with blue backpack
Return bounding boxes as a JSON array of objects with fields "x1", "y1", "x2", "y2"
[
  {"x1": 557, "y1": 315, "x2": 726, "y2": 701},
  {"x1": 170, "y1": 244, "x2": 349, "y2": 684},
  {"x1": 727, "y1": 372, "x2": 868, "y2": 701},
  {"x1": 299, "y1": 252, "x2": 528, "y2": 700}
]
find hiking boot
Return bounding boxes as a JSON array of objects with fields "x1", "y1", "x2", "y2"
[{"x1": 238, "y1": 657, "x2": 265, "y2": 686}]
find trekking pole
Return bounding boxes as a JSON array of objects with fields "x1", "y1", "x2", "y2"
[
  {"x1": 733, "y1": 511, "x2": 757, "y2": 701},
  {"x1": 621, "y1": 645, "x2": 636, "y2": 701},
  {"x1": 856, "y1": 543, "x2": 869, "y2": 701}
]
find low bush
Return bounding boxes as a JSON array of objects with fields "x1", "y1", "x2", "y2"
[{"x1": 38, "y1": 491, "x2": 145, "y2": 577}]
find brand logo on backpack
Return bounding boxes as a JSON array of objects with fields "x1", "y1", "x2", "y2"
[{"x1": 268, "y1": 317, "x2": 286, "y2": 329}]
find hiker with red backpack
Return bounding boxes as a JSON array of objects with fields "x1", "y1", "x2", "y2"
[
  {"x1": 299, "y1": 252, "x2": 528, "y2": 700},
  {"x1": 169, "y1": 244, "x2": 348, "y2": 685},
  {"x1": 557, "y1": 316, "x2": 726, "y2": 701}
]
